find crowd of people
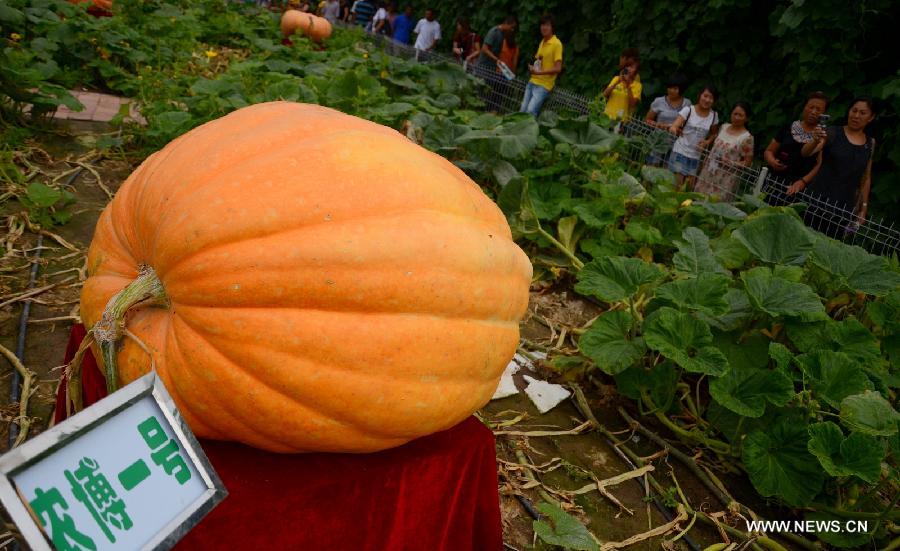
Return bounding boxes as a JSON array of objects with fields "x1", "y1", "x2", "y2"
[{"x1": 270, "y1": 2, "x2": 879, "y2": 233}]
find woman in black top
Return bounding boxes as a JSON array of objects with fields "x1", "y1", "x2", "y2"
[
  {"x1": 788, "y1": 97, "x2": 876, "y2": 237},
  {"x1": 764, "y1": 92, "x2": 829, "y2": 190}
]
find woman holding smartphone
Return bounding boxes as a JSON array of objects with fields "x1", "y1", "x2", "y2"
[
  {"x1": 791, "y1": 96, "x2": 877, "y2": 236},
  {"x1": 764, "y1": 92, "x2": 829, "y2": 199}
]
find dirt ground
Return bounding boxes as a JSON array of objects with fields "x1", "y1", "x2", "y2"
[{"x1": 0, "y1": 123, "x2": 803, "y2": 550}]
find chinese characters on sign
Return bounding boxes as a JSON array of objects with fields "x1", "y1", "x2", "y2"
[
  {"x1": 0, "y1": 375, "x2": 224, "y2": 551},
  {"x1": 28, "y1": 414, "x2": 193, "y2": 550}
]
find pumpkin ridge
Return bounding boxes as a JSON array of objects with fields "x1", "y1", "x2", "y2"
[
  {"x1": 171, "y1": 311, "x2": 494, "y2": 441},
  {"x1": 165, "y1": 315, "x2": 318, "y2": 451},
  {"x1": 153, "y1": 206, "x2": 517, "y2": 279},
  {"x1": 99, "y1": 195, "x2": 141, "y2": 273},
  {"x1": 168, "y1": 315, "x2": 400, "y2": 451},
  {"x1": 136, "y1": 105, "x2": 357, "y2": 255},
  {"x1": 132, "y1": 124, "x2": 477, "y2": 260},
  {"x1": 134, "y1": 108, "x2": 401, "y2": 218},
  {"x1": 173, "y1": 305, "x2": 518, "y2": 381},
  {"x1": 169, "y1": 301, "x2": 525, "y2": 324}
]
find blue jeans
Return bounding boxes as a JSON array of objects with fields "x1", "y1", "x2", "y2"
[{"x1": 520, "y1": 82, "x2": 551, "y2": 116}]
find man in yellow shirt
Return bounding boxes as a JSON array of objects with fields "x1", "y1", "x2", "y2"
[
  {"x1": 520, "y1": 14, "x2": 563, "y2": 117},
  {"x1": 602, "y1": 48, "x2": 642, "y2": 120}
]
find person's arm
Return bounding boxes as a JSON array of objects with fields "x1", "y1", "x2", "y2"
[
  {"x1": 699, "y1": 123, "x2": 719, "y2": 150},
  {"x1": 856, "y1": 139, "x2": 875, "y2": 221},
  {"x1": 645, "y1": 108, "x2": 659, "y2": 125},
  {"x1": 764, "y1": 138, "x2": 787, "y2": 171},
  {"x1": 602, "y1": 75, "x2": 621, "y2": 99},
  {"x1": 802, "y1": 126, "x2": 827, "y2": 157},
  {"x1": 741, "y1": 135, "x2": 754, "y2": 167},
  {"x1": 626, "y1": 76, "x2": 641, "y2": 108},
  {"x1": 480, "y1": 37, "x2": 500, "y2": 63},
  {"x1": 429, "y1": 26, "x2": 440, "y2": 50},
  {"x1": 669, "y1": 114, "x2": 686, "y2": 135},
  {"x1": 465, "y1": 37, "x2": 481, "y2": 63},
  {"x1": 511, "y1": 48, "x2": 518, "y2": 71},
  {"x1": 533, "y1": 59, "x2": 562, "y2": 76},
  {"x1": 786, "y1": 152, "x2": 822, "y2": 195}
]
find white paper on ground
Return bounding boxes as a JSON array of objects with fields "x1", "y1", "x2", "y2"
[
  {"x1": 491, "y1": 360, "x2": 521, "y2": 400},
  {"x1": 523, "y1": 375, "x2": 571, "y2": 414}
]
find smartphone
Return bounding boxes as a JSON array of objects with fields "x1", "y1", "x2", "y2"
[{"x1": 818, "y1": 114, "x2": 830, "y2": 128}]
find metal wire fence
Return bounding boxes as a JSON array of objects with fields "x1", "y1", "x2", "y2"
[{"x1": 348, "y1": 23, "x2": 900, "y2": 258}]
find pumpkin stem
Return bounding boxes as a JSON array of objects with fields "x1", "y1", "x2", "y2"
[{"x1": 93, "y1": 264, "x2": 168, "y2": 394}]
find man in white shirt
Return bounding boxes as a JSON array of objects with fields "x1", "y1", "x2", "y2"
[{"x1": 413, "y1": 8, "x2": 441, "y2": 52}]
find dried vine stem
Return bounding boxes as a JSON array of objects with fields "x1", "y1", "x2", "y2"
[
  {"x1": 570, "y1": 385, "x2": 820, "y2": 551},
  {"x1": 0, "y1": 343, "x2": 35, "y2": 447},
  {"x1": 600, "y1": 505, "x2": 689, "y2": 550},
  {"x1": 617, "y1": 407, "x2": 759, "y2": 521}
]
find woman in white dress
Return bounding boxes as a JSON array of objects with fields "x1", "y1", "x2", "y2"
[{"x1": 695, "y1": 102, "x2": 755, "y2": 201}]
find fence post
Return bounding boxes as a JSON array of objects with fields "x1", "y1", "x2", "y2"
[{"x1": 754, "y1": 166, "x2": 768, "y2": 195}]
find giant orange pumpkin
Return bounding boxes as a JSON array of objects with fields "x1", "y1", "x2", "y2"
[{"x1": 81, "y1": 102, "x2": 532, "y2": 453}]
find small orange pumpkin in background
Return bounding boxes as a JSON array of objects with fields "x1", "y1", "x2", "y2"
[
  {"x1": 80, "y1": 102, "x2": 532, "y2": 453},
  {"x1": 280, "y1": 10, "x2": 332, "y2": 42}
]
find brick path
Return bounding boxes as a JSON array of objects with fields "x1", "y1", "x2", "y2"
[{"x1": 54, "y1": 90, "x2": 146, "y2": 124}]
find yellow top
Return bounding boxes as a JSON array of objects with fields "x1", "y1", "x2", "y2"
[
  {"x1": 529, "y1": 35, "x2": 563, "y2": 91},
  {"x1": 603, "y1": 74, "x2": 642, "y2": 120}
]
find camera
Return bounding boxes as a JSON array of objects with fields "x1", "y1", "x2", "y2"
[{"x1": 817, "y1": 114, "x2": 830, "y2": 127}]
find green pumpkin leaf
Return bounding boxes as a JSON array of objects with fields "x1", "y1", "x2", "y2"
[
  {"x1": 797, "y1": 351, "x2": 873, "y2": 409},
  {"x1": 24, "y1": 182, "x2": 62, "y2": 208},
  {"x1": 742, "y1": 267, "x2": 826, "y2": 319},
  {"x1": 624, "y1": 220, "x2": 664, "y2": 244},
  {"x1": 810, "y1": 239, "x2": 900, "y2": 296},
  {"x1": 672, "y1": 227, "x2": 730, "y2": 276},
  {"x1": 768, "y1": 342, "x2": 795, "y2": 374},
  {"x1": 615, "y1": 172, "x2": 647, "y2": 199},
  {"x1": 695, "y1": 201, "x2": 747, "y2": 221},
  {"x1": 457, "y1": 117, "x2": 539, "y2": 159},
  {"x1": 574, "y1": 257, "x2": 663, "y2": 303},
  {"x1": 529, "y1": 180, "x2": 572, "y2": 220},
  {"x1": 710, "y1": 234, "x2": 751, "y2": 270},
  {"x1": 491, "y1": 160, "x2": 520, "y2": 187},
  {"x1": 733, "y1": 212, "x2": 814, "y2": 265},
  {"x1": 773, "y1": 265, "x2": 804, "y2": 283},
  {"x1": 840, "y1": 391, "x2": 900, "y2": 437},
  {"x1": 573, "y1": 201, "x2": 623, "y2": 229},
  {"x1": 709, "y1": 366, "x2": 794, "y2": 418},
  {"x1": 828, "y1": 317, "x2": 882, "y2": 365},
  {"x1": 656, "y1": 273, "x2": 730, "y2": 316},
  {"x1": 866, "y1": 289, "x2": 900, "y2": 329},
  {"x1": 742, "y1": 415, "x2": 825, "y2": 507},
  {"x1": 644, "y1": 307, "x2": 729, "y2": 376},
  {"x1": 423, "y1": 116, "x2": 471, "y2": 152},
  {"x1": 578, "y1": 311, "x2": 646, "y2": 375},
  {"x1": 714, "y1": 333, "x2": 770, "y2": 371},
  {"x1": 615, "y1": 362, "x2": 679, "y2": 411},
  {"x1": 641, "y1": 165, "x2": 675, "y2": 187},
  {"x1": 533, "y1": 502, "x2": 599, "y2": 551},
  {"x1": 703, "y1": 288, "x2": 753, "y2": 332},
  {"x1": 0, "y1": 3, "x2": 25, "y2": 24},
  {"x1": 807, "y1": 422, "x2": 884, "y2": 484},
  {"x1": 549, "y1": 119, "x2": 620, "y2": 153}
]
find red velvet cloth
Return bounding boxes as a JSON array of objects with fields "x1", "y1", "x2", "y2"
[{"x1": 54, "y1": 325, "x2": 503, "y2": 551}]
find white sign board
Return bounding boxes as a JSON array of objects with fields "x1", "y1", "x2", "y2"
[{"x1": 0, "y1": 372, "x2": 226, "y2": 550}]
